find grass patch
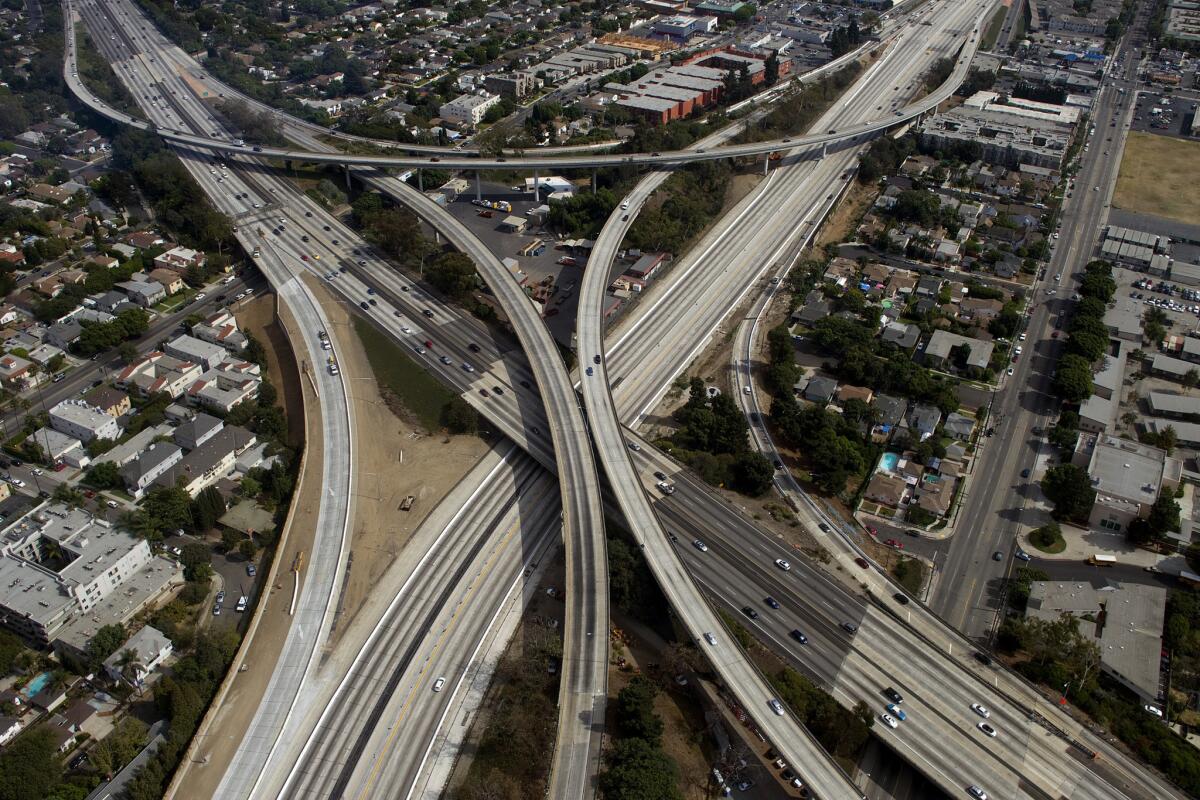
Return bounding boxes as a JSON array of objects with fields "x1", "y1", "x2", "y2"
[
  {"x1": 892, "y1": 557, "x2": 926, "y2": 595},
  {"x1": 1029, "y1": 522, "x2": 1066, "y2": 554},
  {"x1": 351, "y1": 317, "x2": 454, "y2": 432},
  {"x1": 981, "y1": 4, "x2": 1007, "y2": 50},
  {"x1": 1113, "y1": 132, "x2": 1200, "y2": 225}
]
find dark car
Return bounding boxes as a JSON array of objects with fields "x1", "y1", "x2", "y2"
[
  {"x1": 790, "y1": 629, "x2": 808, "y2": 644},
  {"x1": 741, "y1": 606, "x2": 759, "y2": 620},
  {"x1": 992, "y1": 551, "x2": 1004, "y2": 561},
  {"x1": 974, "y1": 652, "x2": 993, "y2": 666},
  {"x1": 593, "y1": 354, "x2": 601, "y2": 364},
  {"x1": 654, "y1": 471, "x2": 667, "y2": 481},
  {"x1": 854, "y1": 557, "x2": 869, "y2": 569},
  {"x1": 765, "y1": 596, "x2": 781, "y2": 609},
  {"x1": 469, "y1": 343, "x2": 481, "y2": 352},
  {"x1": 841, "y1": 622, "x2": 858, "y2": 634},
  {"x1": 883, "y1": 687, "x2": 903, "y2": 704},
  {"x1": 893, "y1": 592, "x2": 909, "y2": 605},
  {"x1": 359, "y1": 301, "x2": 370, "y2": 310}
]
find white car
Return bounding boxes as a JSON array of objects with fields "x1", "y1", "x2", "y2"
[
  {"x1": 703, "y1": 632, "x2": 717, "y2": 645},
  {"x1": 880, "y1": 713, "x2": 898, "y2": 729},
  {"x1": 967, "y1": 787, "x2": 988, "y2": 800},
  {"x1": 106, "y1": 500, "x2": 119, "y2": 509},
  {"x1": 30, "y1": 468, "x2": 42, "y2": 476},
  {"x1": 775, "y1": 558, "x2": 791, "y2": 571},
  {"x1": 768, "y1": 699, "x2": 785, "y2": 716},
  {"x1": 693, "y1": 539, "x2": 708, "y2": 552},
  {"x1": 433, "y1": 677, "x2": 446, "y2": 692},
  {"x1": 620, "y1": 200, "x2": 630, "y2": 210},
  {"x1": 8, "y1": 478, "x2": 23, "y2": 488},
  {"x1": 400, "y1": 327, "x2": 413, "y2": 334},
  {"x1": 971, "y1": 703, "x2": 990, "y2": 718},
  {"x1": 1144, "y1": 704, "x2": 1163, "y2": 718}
]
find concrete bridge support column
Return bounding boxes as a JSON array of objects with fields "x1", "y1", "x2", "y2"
[
  {"x1": 344, "y1": 166, "x2": 352, "y2": 190},
  {"x1": 533, "y1": 170, "x2": 540, "y2": 203},
  {"x1": 417, "y1": 169, "x2": 423, "y2": 192},
  {"x1": 476, "y1": 171, "x2": 482, "y2": 202},
  {"x1": 764, "y1": 154, "x2": 770, "y2": 175},
  {"x1": 592, "y1": 169, "x2": 597, "y2": 194}
]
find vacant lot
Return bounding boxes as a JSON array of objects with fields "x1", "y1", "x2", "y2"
[{"x1": 1113, "y1": 132, "x2": 1200, "y2": 224}]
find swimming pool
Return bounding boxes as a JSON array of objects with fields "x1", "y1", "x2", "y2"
[
  {"x1": 878, "y1": 452, "x2": 900, "y2": 473},
  {"x1": 21, "y1": 671, "x2": 52, "y2": 698}
]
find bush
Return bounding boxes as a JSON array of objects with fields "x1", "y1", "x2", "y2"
[{"x1": 1029, "y1": 522, "x2": 1065, "y2": 553}]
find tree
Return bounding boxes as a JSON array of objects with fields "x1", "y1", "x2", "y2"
[
  {"x1": 87, "y1": 623, "x2": 127, "y2": 667},
  {"x1": 238, "y1": 538, "x2": 259, "y2": 561},
  {"x1": 179, "y1": 542, "x2": 213, "y2": 582},
  {"x1": 441, "y1": 397, "x2": 478, "y2": 434},
  {"x1": 84, "y1": 461, "x2": 123, "y2": 490},
  {"x1": 190, "y1": 486, "x2": 226, "y2": 532},
  {"x1": 1052, "y1": 354, "x2": 1094, "y2": 403},
  {"x1": 1128, "y1": 492, "x2": 1181, "y2": 545},
  {"x1": 599, "y1": 738, "x2": 682, "y2": 800},
  {"x1": 614, "y1": 676, "x2": 663, "y2": 744},
  {"x1": 731, "y1": 451, "x2": 775, "y2": 496},
  {"x1": 1041, "y1": 464, "x2": 1095, "y2": 521},
  {"x1": 0, "y1": 727, "x2": 64, "y2": 800}
]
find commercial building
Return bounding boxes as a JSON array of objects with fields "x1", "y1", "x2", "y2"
[
  {"x1": 650, "y1": 14, "x2": 717, "y2": 41},
  {"x1": 439, "y1": 93, "x2": 501, "y2": 129},
  {"x1": 1085, "y1": 435, "x2": 1182, "y2": 534},
  {"x1": 164, "y1": 334, "x2": 228, "y2": 371},
  {"x1": 1027, "y1": 580, "x2": 1166, "y2": 703},
  {"x1": 48, "y1": 399, "x2": 121, "y2": 444},
  {"x1": 918, "y1": 95, "x2": 1074, "y2": 170}
]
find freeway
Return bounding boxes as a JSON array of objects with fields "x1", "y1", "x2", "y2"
[
  {"x1": 70, "y1": 4, "x2": 612, "y2": 798},
  {"x1": 72, "y1": 0, "x2": 1190, "y2": 796}
]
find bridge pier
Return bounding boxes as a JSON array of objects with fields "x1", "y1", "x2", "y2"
[
  {"x1": 592, "y1": 168, "x2": 597, "y2": 194},
  {"x1": 417, "y1": 169, "x2": 423, "y2": 192},
  {"x1": 764, "y1": 154, "x2": 770, "y2": 175},
  {"x1": 476, "y1": 171, "x2": 482, "y2": 202},
  {"x1": 344, "y1": 166, "x2": 352, "y2": 190},
  {"x1": 533, "y1": 170, "x2": 540, "y2": 203}
]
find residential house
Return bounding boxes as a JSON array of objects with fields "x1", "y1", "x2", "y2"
[
  {"x1": 48, "y1": 399, "x2": 120, "y2": 443},
  {"x1": 192, "y1": 311, "x2": 248, "y2": 352},
  {"x1": 0, "y1": 716, "x2": 21, "y2": 747},
  {"x1": 908, "y1": 404, "x2": 942, "y2": 441},
  {"x1": 943, "y1": 412, "x2": 975, "y2": 441},
  {"x1": 116, "y1": 280, "x2": 165, "y2": 308},
  {"x1": 102, "y1": 625, "x2": 173, "y2": 687},
  {"x1": 173, "y1": 413, "x2": 224, "y2": 451},
  {"x1": 82, "y1": 385, "x2": 130, "y2": 418},
  {"x1": 863, "y1": 472, "x2": 908, "y2": 508},
  {"x1": 923, "y1": 330, "x2": 995, "y2": 372},
  {"x1": 153, "y1": 426, "x2": 258, "y2": 497},
  {"x1": 44, "y1": 320, "x2": 82, "y2": 349},
  {"x1": 880, "y1": 321, "x2": 919, "y2": 349},
  {"x1": 164, "y1": 335, "x2": 227, "y2": 371},
  {"x1": 915, "y1": 476, "x2": 956, "y2": 517},
  {"x1": 836, "y1": 385, "x2": 874, "y2": 406},
  {"x1": 116, "y1": 352, "x2": 204, "y2": 399},
  {"x1": 152, "y1": 246, "x2": 204, "y2": 273},
  {"x1": 186, "y1": 360, "x2": 261, "y2": 413},
  {"x1": 30, "y1": 427, "x2": 88, "y2": 469},
  {"x1": 120, "y1": 442, "x2": 183, "y2": 499},
  {"x1": 803, "y1": 375, "x2": 838, "y2": 404},
  {"x1": 147, "y1": 268, "x2": 184, "y2": 295},
  {"x1": 0, "y1": 354, "x2": 35, "y2": 390}
]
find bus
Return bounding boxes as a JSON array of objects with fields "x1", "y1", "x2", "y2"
[{"x1": 1087, "y1": 554, "x2": 1117, "y2": 567}]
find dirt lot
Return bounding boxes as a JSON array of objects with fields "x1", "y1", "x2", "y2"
[
  {"x1": 305, "y1": 276, "x2": 489, "y2": 638},
  {"x1": 1114, "y1": 132, "x2": 1200, "y2": 224},
  {"x1": 238, "y1": 296, "x2": 304, "y2": 444}
]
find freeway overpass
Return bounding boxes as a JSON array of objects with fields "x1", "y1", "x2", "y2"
[{"x1": 67, "y1": 2, "x2": 1194, "y2": 799}]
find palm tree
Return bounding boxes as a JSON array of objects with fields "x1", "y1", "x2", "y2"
[{"x1": 116, "y1": 649, "x2": 145, "y2": 695}]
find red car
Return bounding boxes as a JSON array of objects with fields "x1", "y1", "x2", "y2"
[
  {"x1": 424, "y1": 340, "x2": 433, "y2": 349},
  {"x1": 884, "y1": 538, "x2": 903, "y2": 549},
  {"x1": 301, "y1": 254, "x2": 308, "y2": 261},
  {"x1": 854, "y1": 557, "x2": 870, "y2": 569},
  {"x1": 866, "y1": 526, "x2": 878, "y2": 537}
]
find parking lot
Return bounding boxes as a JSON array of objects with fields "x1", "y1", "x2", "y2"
[
  {"x1": 1130, "y1": 90, "x2": 1200, "y2": 140},
  {"x1": 1117, "y1": 266, "x2": 1200, "y2": 334}
]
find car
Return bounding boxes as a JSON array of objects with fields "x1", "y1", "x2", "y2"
[
  {"x1": 493, "y1": 386, "x2": 504, "y2": 395},
  {"x1": 213, "y1": 603, "x2": 222, "y2": 616},
  {"x1": 886, "y1": 703, "x2": 907, "y2": 721},
  {"x1": 620, "y1": 200, "x2": 630, "y2": 210},
  {"x1": 880, "y1": 713, "x2": 898, "y2": 729},
  {"x1": 765, "y1": 596, "x2": 780, "y2": 609},
  {"x1": 977, "y1": 722, "x2": 997, "y2": 737},
  {"x1": 841, "y1": 622, "x2": 858, "y2": 634},
  {"x1": 992, "y1": 551, "x2": 1004, "y2": 561},
  {"x1": 854, "y1": 556, "x2": 870, "y2": 569},
  {"x1": 359, "y1": 301, "x2": 369, "y2": 310},
  {"x1": 775, "y1": 558, "x2": 791, "y2": 571},
  {"x1": 423, "y1": 309, "x2": 434, "y2": 318},
  {"x1": 1015, "y1": 549, "x2": 1031, "y2": 562},
  {"x1": 884, "y1": 538, "x2": 902, "y2": 549},
  {"x1": 971, "y1": 703, "x2": 990, "y2": 718},
  {"x1": 883, "y1": 687, "x2": 903, "y2": 704},
  {"x1": 1007, "y1": 367, "x2": 1014, "y2": 376},
  {"x1": 593, "y1": 354, "x2": 601, "y2": 364},
  {"x1": 628, "y1": 441, "x2": 641, "y2": 452},
  {"x1": 585, "y1": 366, "x2": 594, "y2": 376},
  {"x1": 790, "y1": 629, "x2": 808, "y2": 644},
  {"x1": 693, "y1": 539, "x2": 708, "y2": 552},
  {"x1": 742, "y1": 606, "x2": 759, "y2": 620},
  {"x1": 367, "y1": 288, "x2": 375, "y2": 295},
  {"x1": 768, "y1": 699, "x2": 785, "y2": 716},
  {"x1": 703, "y1": 632, "x2": 717, "y2": 645},
  {"x1": 247, "y1": 564, "x2": 257, "y2": 577},
  {"x1": 967, "y1": 787, "x2": 988, "y2": 800},
  {"x1": 439, "y1": 356, "x2": 452, "y2": 365},
  {"x1": 974, "y1": 652, "x2": 993, "y2": 666},
  {"x1": 30, "y1": 468, "x2": 41, "y2": 476},
  {"x1": 433, "y1": 677, "x2": 446, "y2": 692},
  {"x1": 653, "y1": 471, "x2": 667, "y2": 481},
  {"x1": 893, "y1": 592, "x2": 909, "y2": 605},
  {"x1": 106, "y1": 500, "x2": 119, "y2": 509},
  {"x1": 480, "y1": 389, "x2": 490, "y2": 397},
  {"x1": 195, "y1": 292, "x2": 206, "y2": 301},
  {"x1": 1144, "y1": 704, "x2": 1164, "y2": 718},
  {"x1": 1021, "y1": 468, "x2": 1031, "y2": 478}
]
